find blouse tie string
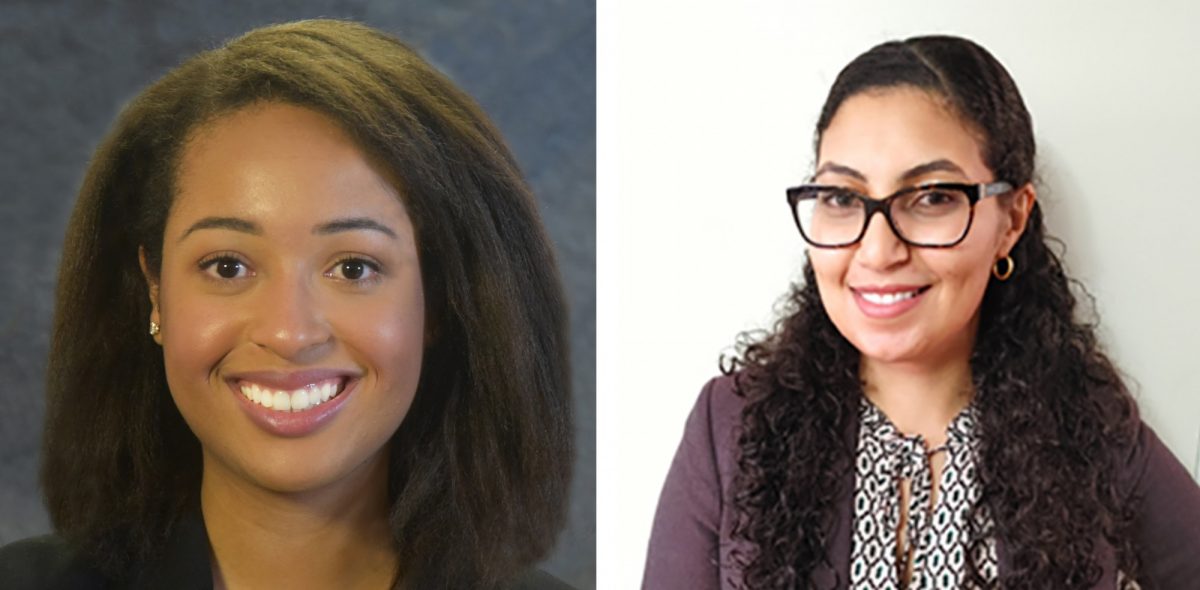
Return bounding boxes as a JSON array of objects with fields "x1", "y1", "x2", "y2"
[
  {"x1": 882, "y1": 433, "x2": 946, "y2": 567},
  {"x1": 855, "y1": 399, "x2": 984, "y2": 589}
]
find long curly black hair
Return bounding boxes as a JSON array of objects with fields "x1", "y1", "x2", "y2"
[{"x1": 726, "y1": 35, "x2": 1141, "y2": 589}]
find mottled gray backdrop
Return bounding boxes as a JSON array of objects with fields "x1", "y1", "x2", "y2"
[{"x1": 0, "y1": 1, "x2": 595, "y2": 587}]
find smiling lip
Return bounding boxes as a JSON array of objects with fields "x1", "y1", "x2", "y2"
[
  {"x1": 224, "y1": 369, "x2": 360, "y2": 438},
  {"x1": 851, "y1": 284, "x2": 931, "y2": 319}
]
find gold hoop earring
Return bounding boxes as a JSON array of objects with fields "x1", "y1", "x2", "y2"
[
  {"x1": 149, "y1": 321, "x2": 160, "y2": 336},
  {"x1": 992, "y1": 255, "x2": 1015, "y2": 281}
]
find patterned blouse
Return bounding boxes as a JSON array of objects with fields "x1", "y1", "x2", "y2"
[
  {"x1": 849, "y1": 399, "x2": 1142, "y2": 590},
  {"x1": 849, "y1": 399, "x2": 998, "y2": 589}
]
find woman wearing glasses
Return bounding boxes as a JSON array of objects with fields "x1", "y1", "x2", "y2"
[{"x1": 643, "y1": 35, "x2": 1200, "y2": 589}]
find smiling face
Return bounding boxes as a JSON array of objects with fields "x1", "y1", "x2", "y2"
[
  {"x1": 141, "y1": 102, "x2": 425, "y2": 495},
  {"x1": 811, "y1": 87, "x2": 1033, "y2": 368}
]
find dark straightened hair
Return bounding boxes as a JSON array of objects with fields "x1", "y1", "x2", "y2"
[
  {"x1": 727, "y1": 35, "x2": 1140, "y2": 588},
  {"x1": 41, "y1": 19, "x2": 572, "y2": 589}
]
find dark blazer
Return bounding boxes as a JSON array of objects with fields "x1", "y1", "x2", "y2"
[
  {"x1": 643, "y1": 375, "x2": 1200, "y2": 589},
  {"x1": 0, "y1": 511, "x2": 574, "y2": 590}
]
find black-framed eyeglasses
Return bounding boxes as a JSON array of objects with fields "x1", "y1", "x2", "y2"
[{"x1": 785, "y1": 181, "x2": 1014, "y2": 248}]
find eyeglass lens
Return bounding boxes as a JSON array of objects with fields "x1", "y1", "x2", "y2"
[{"x1": 794, "y1": 186, "x2": 972, "y2": 246}]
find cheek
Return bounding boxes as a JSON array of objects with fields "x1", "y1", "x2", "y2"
[
  {"x1": 342, "y1": 277, "x2": 426, "y2": 390},
  {"x1": 958, "y1": 265, "x2": 992, "y2": 312},
  {"x1": 345, "y1": 296, "x2": 424, "y2": 368},
  {"x1": 809, "y1": 249, "x2": 846, "y2": 280},
  {"x1": 156, "y1": 285, "x2": 249, "y2": 435},
  {"x1": 922, "y1": 250, "x2": 993, "y2": 317},
  {"x1": 808, "y1": 250, "x2": 852, "y2": 309},
  {"x1": 158, "y1": 283, "x2": 243, "y2": 383}
]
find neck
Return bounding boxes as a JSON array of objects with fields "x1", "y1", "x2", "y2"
[
  {"x1": 859, "y1": 352, "x2": 974, "y2": 448},
  {"x1": 201, "y1": 450, "x2": 398, "y2": 590}
]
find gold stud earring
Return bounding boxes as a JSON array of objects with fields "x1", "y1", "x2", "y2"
[
  {"x1": 149, "y1": 321, "x2": 160, "y2": 336},
  {"x1": 992, "y1": 255, "x2": 1015, "y2": 281}
]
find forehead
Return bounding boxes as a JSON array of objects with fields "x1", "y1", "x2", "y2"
[
  {"x1": 169, "y1": 102, "x2": 407, "y2": 232},
  {"x1": 817, "y1": 87, "x2": 991, "y2": 183}
]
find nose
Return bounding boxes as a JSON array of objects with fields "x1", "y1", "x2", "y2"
[
  {"x1": 855, "y1": 209, "x2": 910, "y2": 270},
  {"x1": 247, "y1": 271, "x2": 333, "y2": 363}
]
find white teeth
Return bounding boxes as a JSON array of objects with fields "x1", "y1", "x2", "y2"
[
  {"x1": 861, "y1": 290, "x2": 920, "y2": 305},
  {"x1": 292, "y1": 389, "x2": 310, "y2": 412},
  {"x1": 238, "y1": 379, "x2": 344, "y2": 412}
]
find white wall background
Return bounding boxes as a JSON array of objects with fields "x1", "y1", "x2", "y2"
[{"x1": 598, "y1": 1, "x2": 1200, "y2": 587}]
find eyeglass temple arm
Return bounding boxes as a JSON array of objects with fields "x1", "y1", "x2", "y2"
[{"x1": 984, "y1": 181, "x2": 1014, "y2": 196}]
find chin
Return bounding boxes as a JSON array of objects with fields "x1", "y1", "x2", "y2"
[
  {"x1": 210, "y1": 445, "x2": 366, "y2": 495},
  {"x1": 249, "y1": 466, "x2": 341, "y2": 495},
  {"x1": 845, "y1": 330, "x2": 927, "y2": 364}
]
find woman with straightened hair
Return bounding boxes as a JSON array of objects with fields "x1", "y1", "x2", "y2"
[
  {"x1": 643, "y1": 35, "x2": 1200, "y2": 589},
  {"x1": 0, "y1": 19, "x2": 573, "y2": 590}
]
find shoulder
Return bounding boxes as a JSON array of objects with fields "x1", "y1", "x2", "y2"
[
  {"x1": 0, "y1": 534, "x2": 105, "y2": 590},
  {"x1": 685, "y1": 374, "x2": 747, "y2": 444},
  {"x1": 1111, "y1": 418, "x2": 1200, "y2": 586},
  {"x1": 679, "y1": 374, "x2": 747, "y2": 477},
  {"x1": 509, "y1": 567, "x2": 575, "y2": 589},
  {"x1": 1114, "y1": 415, "x2": 1195, "y2": 500}
]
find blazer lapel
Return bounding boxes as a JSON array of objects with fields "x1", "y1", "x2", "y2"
[{"x1": 811, "y1": 407, "x2": 860, "y2": 590}]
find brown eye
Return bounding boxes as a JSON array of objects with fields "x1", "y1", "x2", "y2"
[
  {"x1": 325, "y1": 257, "x2": 381, "y2": 283},
  {"x1": 917, "y1": 190, "x2": 956, "y2": 207},
  {"x1": 341, "y1": 260, "x2": 365, "y2": 280},
  {"x1": 199, "y1": 255, "x2": 252, "y2": 281},
  {"x1": 818, "y1": 189, "x2": 859, "y2": 209},
  {"x1": 216, "y1": 259, "x2": 243, "y2": 279}
]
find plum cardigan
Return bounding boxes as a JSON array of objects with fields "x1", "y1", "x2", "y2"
[{"x1": 643, "y1": 375, "x2": 1200, "y2": 589}]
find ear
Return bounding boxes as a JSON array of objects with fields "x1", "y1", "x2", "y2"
[
  {"x1": 997, "y1": 183, "x2": 1036, "y2": 257},
  {"x1": 138, "y1": 246, "x2": 163, "y2": 346}
]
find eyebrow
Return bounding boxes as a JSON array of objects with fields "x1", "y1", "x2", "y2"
[
  {"x1": 179, "y1": 217, "x2": 260, "y2": 242},
  {"x1": 813, "y1": 159, "x2": 968, "y2": 183},
  {"x1": 900, "y1": 159, "x2": 967, "y2": 181},
  {"x1": 813, "y1": 162, "x2": 867, "y2": 182},
  {"x1": 313, "y1": 217, "x2": 397, "y2": 239},
  {"x1": 179, "y1": 216, "x2": 397, "y2": 242}
]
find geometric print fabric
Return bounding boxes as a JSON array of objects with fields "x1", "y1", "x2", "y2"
[{"x1": 849, "y1": 399, "x2": 999, "y2": 589}]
